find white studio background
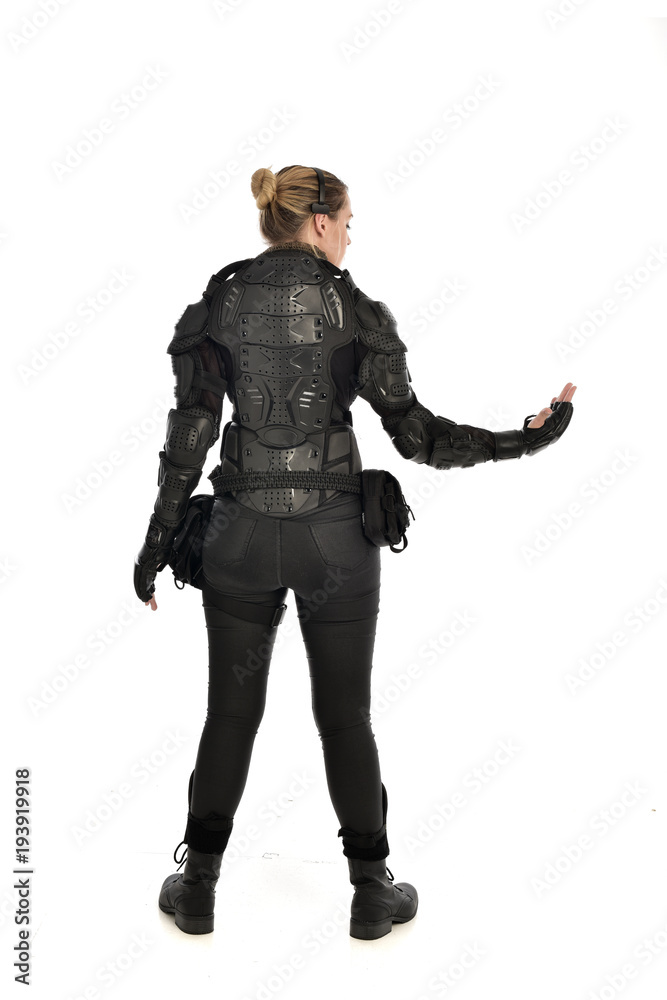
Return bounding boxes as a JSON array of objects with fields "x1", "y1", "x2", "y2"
[{"x1": 2, "y1": 2, "x2": 667, "y2": 999}]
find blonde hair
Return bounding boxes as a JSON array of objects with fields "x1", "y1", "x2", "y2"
[{"x1": 250, "y1": 164, "x2": 348, "y2": 245}]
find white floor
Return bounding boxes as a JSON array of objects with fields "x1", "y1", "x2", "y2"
[{"x1": 13, "y1": 781, "x2": 667, "y2": 1000}]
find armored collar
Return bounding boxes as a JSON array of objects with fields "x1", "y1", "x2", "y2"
[{"x1": 263, "y1": 239, "x2": 328, "y2": 260}]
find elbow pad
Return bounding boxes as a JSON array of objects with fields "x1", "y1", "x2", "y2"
[
  {"x1": 428, "y1": 415, "x2": 491, "y2": 469},
  {"x1": 382, "y1": 407, "x2": 491, "y2": 469},
  {"x1": 380, "y1": 404, "x2": 436, "y2": 462}
]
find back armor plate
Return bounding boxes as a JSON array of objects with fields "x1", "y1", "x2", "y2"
[{"x1": 208, "y1": 251, "x2": 361, "y2": 514}]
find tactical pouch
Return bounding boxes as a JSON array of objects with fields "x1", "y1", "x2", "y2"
[
  {"x1": 360, "y1": 469, "x2": 414, "y2": 553},
  {"x1": 168, "y1": 493, "x2": 215, "y2": 590}
]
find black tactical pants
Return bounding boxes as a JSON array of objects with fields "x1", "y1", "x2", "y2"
[{"x1": 190, "y1": 490, "x2": 385, "y2": 845}]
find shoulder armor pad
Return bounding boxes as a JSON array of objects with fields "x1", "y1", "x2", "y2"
[
  {"x1": 354, "y1": 291, "x2": 408, "y2": 354},
  {"x1": 167, "y1": 297, "x2": 209, "y2": 355}
]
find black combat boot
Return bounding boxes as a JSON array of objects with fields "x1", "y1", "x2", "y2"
[
  {"x1": 158, "y1": 770, "x2": 234, "y2": 935},
  {"x1": 339, "y1": 782, "x2": 418, "y2": 940}
]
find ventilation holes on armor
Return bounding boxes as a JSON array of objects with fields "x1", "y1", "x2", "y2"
[
  {"x1": 389, "y1": 354, "x2": 407, "y2": 373},
  {"x1": 168, "y1": 331, "x2": 205, "y2": 353},
  {"x1": 397, "y1": 436, "x2": 417, "y2": 457},
  {"x1": 160, "y1": 500, "x2": 179, "y2": 513},
  {"x1": 410, "y1": 405, "x2": 432, "y2": 422},
  {"x1": 378, "y1": 301, "x2": 397, "y2": 324},
  {"x1": 361, "y1": 328, "x2": 403, "y2": 353},
  {"x1": 181, "y1": 405, "x2": 215, "y2": 421},
  {"x1": 168, "y1": 426, "x2": 198, "y2": 451},
  {"x1": 163, "y1": 473, "x2": 187, "y2": 491}
]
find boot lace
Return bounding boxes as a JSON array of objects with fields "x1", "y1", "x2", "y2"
[{"x1": 173, "y1": 840, "x2": 187, "y2": 872}]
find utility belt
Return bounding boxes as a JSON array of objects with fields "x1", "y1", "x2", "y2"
[
  {"x1": 168, "y1": 467, "x2": 414, "y2": 594},
  {"x1": 209, "y1": 467, "x2": 414, "y2": 553}
]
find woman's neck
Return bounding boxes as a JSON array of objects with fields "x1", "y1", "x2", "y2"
[{"x1": 264, "y1": 239, "x2": 328, "y2": 260}]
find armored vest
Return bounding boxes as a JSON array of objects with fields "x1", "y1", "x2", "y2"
[{"x1": 207, "y1": 250, "x2": 362, "y2": 515}]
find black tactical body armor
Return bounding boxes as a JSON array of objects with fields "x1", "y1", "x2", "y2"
[{"x1": 207, "y1": 248, "x2": 362, "y2": 515}]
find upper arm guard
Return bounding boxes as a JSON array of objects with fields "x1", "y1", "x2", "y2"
[
  {"x1": 354, "y1": 291, "x2": 416, "y2": 410},
  {"x1": 354, "y1": 290, "x2": 494, "y2": 469},
  {"x1": 167, "y1": 297, "x2": 228, "y2": 413}
]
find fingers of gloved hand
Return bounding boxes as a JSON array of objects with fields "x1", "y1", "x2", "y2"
[
  {"x1": 522, "y1": 400, "x2": 573, "y2": 453},
  {"x1": 526, "y1": 382, "x2": 577, "y2": 429},
  {"x1": 550, "y1": 399, "x2": 573, "y2": 437},
  {"x1": 133, "y1": 558, "x2": 156, "y2": 604}
]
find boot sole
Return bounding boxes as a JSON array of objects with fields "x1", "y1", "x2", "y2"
[
  {"x1": 349, "y1": 876, "x2": 419, "y2": 940},
  {"x1": 350, "y1": 907, "x2": 417, "y2": 940},
  {"x1": 159, "y1": 900, "x2": 215, "y2": 935},
  {"x1": 350, "y1": 893, "x2": 418, "y2": 941}
]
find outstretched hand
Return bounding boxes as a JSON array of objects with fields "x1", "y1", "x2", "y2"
[
  {"x1": 526, "y1": 382, "x2": 577, "y2": 429},
  {"x1": 145, "y1": 595, "x2": 157, "y2": 611}
]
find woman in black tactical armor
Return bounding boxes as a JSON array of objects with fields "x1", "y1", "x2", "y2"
[{"x1": 134, "y1": 164, "x2": 576, "y2": 938}]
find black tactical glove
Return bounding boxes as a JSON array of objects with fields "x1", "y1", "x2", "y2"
[
  {"x1": 494, "y1": 400, "x2": 574, "y2": 460},
  {"x1": 134, "y1": 514, "x2": 180, "y2": 603}
]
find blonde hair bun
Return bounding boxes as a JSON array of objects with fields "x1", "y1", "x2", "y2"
[{"x1": 251, "y1": 167, "x2": 278, "y2": 211}]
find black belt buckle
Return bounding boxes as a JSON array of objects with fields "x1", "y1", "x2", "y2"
[{"x1": 271, "y1": 604, "x2": 287, "y2": 627}]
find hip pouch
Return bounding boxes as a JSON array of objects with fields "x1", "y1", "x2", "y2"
[
  {"x1": 360, "y1": 469, "x2": 414, "y2": 553},
  {"x1": 168, "y1": 493, "x2": 215, "y2": 590}
]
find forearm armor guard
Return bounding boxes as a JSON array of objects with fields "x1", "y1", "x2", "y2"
[{"x1": 153, "y1": 407, "x2": 217, "y2": 527}]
